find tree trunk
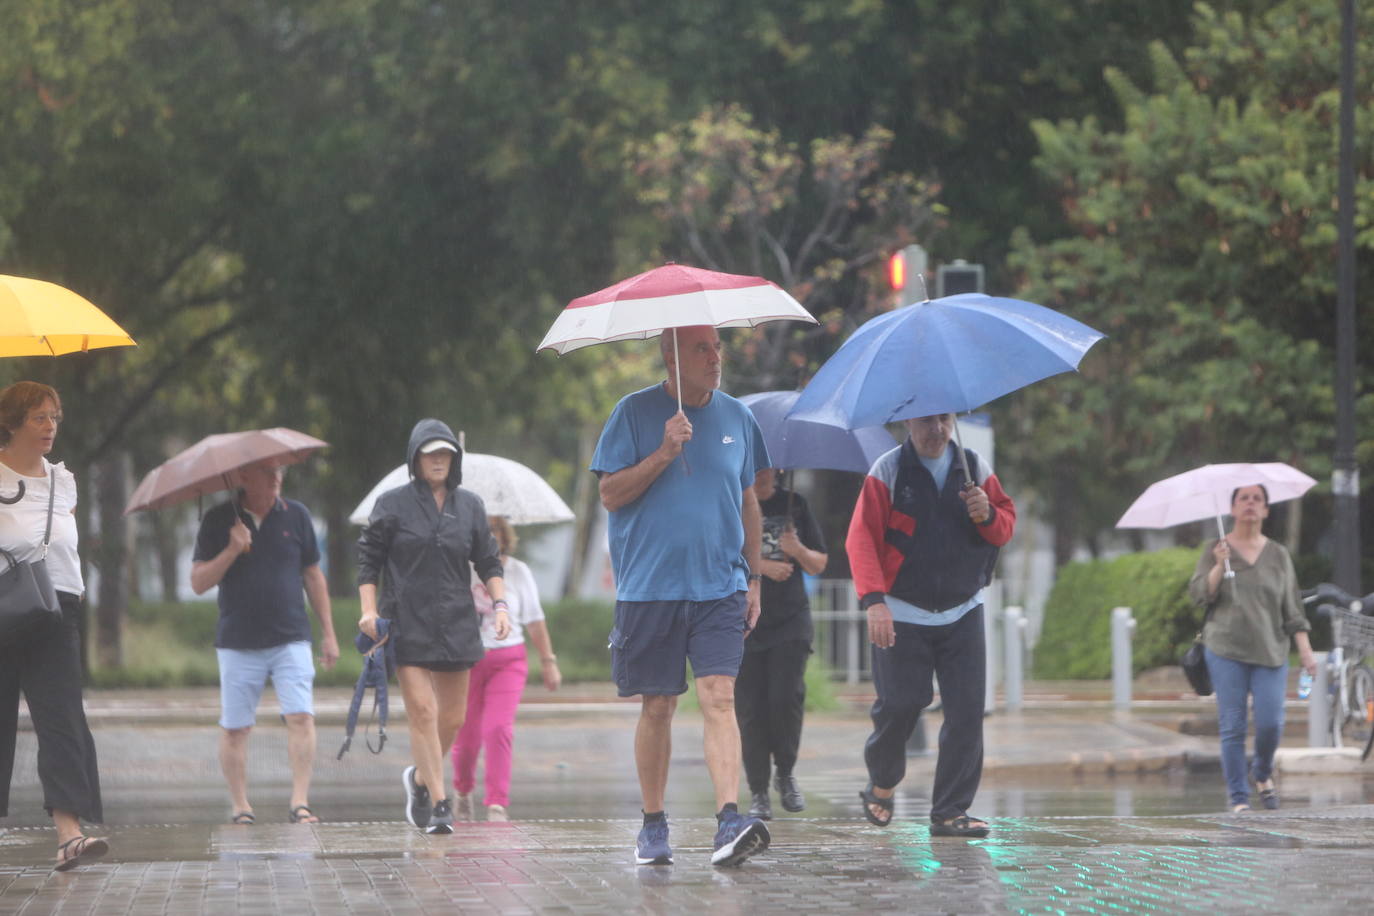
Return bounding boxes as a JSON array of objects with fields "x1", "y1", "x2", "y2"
[
  {"x1": 94, "y1": 450, "x2": 130, "y2": 668},
  {"x1": 150, "y1": 508, "x2": 183, "y2": 602},
  {"x1": 325, "y1": 493, "x2": 352, "y2": 598},
  {"x1": 563, "y1": 424, "x2": 599, "y2": 598},
  {"x1": 1052, "y1": 462, "x2": 1079, "y2": 569},
  {"x1": 1283, "y1": 495, "x2": 1302, "y2": 553}
]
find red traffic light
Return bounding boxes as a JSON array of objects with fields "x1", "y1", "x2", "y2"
[{"x1": 887, "y1": 251, "x2": 906, "y2": 290}]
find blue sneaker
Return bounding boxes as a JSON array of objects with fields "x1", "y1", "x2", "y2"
[
  {"x1": 635, "y1": 818, "x2": 673, "y2": 865},
  {"x1": 711, "y1": 811, "x2": 770, "y2": 867}
]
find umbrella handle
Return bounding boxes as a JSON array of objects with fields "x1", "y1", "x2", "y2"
[
  {"x1": 1215, "y1": 515, "x2": 1235, "y2": 579},
  {"x1": 671, "y1": 329, "x2": 692, "y2": 475},
  {"x1": 951, "y1": 416, "x2": 988, "y2": 524}
]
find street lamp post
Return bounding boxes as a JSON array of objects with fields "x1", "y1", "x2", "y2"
[{"x1": 1333, "y1": 0, "x2": 1361, "y2": 595}]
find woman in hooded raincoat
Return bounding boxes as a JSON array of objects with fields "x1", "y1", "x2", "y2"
[{"x1": 358, "y1": 418, "x2": 509, "y2": 834}]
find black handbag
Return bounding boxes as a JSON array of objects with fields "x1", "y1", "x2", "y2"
[
  {"x1": 1180, "y1": 600, "x2": 1216, "y2": 697},
  {"x1": 1180, "y1": 639, "x2": 1212, "y2": 696},
  {"x1": 0, "y1": 468, "x2": 61, "y2": 648}
]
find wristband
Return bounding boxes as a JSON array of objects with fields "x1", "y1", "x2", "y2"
[
  {"x1": 492, "y1": 600, "x2": 509, "y2": 612},
  {"x1": 748, "y1": 573, "x2": 762, "y2": 582}
]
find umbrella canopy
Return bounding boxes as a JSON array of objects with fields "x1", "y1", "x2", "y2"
[
  {"x1": 0, "y1": 274, "x2": 137, "y2": 356},
  {"x1": 350, "y1": 452, "x2": 574, "y2": 526},
  {"x1": 1115, "y1": 462, "x2": 1317, "y2": 530},
  {"x1": 125, "y1": 427, "x2": 329, "y2": 514},
  {"x1": 536, "y1": 263, "x2": 816, "y2": 356},
  {"x1": 787, "y1": 294, "x2": 1104, "y2": 430},
  {"x1": 739, "y1": 390, "x2": 896, "y2": 474}
]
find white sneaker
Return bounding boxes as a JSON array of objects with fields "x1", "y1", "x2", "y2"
[
  {"x1": 455, "y1": 793, "x2": 474, "y2": 820},
  {"x1": 486, "y1": 804, "x2": 509, "y2": 822}
]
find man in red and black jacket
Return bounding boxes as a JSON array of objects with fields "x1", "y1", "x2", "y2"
[{"x1": 846, "y1": 413, "x2": 1015, "y2": 837}]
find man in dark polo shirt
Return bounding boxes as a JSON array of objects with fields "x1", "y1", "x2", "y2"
[{"x1": 191, "y1": 459, "x2": 337, "y2": 825}]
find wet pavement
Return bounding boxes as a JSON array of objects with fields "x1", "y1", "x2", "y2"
[{"x1": 3, "y1": 683, "x2": 1373, "y2": 913}]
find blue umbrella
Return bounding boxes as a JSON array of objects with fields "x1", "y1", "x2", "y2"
[
  {"x1": 739, "y1": 390, "x2": 896, "y2": 474},
  {"x1": 787, "y1": 293, "x2": 1104, "y2": 482},
  {"x1": 338, "y1": 619, "x2": 392, "y2": 760}
]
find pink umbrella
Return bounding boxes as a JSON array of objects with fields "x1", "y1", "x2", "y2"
[
  {"x1": 124, "y1": 427, "x2": 328, "y2": 514},
  {"x1": 537, "y1": 263, "x2": 816, "y2": 412},
  {"x1": 1115, "y1": 462, "x2": 1317, "y2": 577}
]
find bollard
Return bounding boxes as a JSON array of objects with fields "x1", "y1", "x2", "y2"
[
  {"x1": 1308, "y1": 650, "x2": 1331, "y2": 747},
  {"x1": 1111, "y1": 606, "x2": 1136, "y2": 711},
  {"x1": 984, "y1": 583, "x2": 1002, "y2": 714},
  {"x1": 1004, "y1": 606, "x2": 1025, "y2": 711}
]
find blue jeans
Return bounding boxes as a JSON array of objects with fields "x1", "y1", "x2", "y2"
[{"x1": 1204, "y1": 647, "x2": 1287, "y2": 807}]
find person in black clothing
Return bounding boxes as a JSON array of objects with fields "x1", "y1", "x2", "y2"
[
  {"x1": 736, "y1": 468, "x2": 827, "y2": 820},
  {"x1": 357, "y1": 418, "x2": 510, "y2": 835}
]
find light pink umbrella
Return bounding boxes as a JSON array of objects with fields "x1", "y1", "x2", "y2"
[
  {"x1": 1116, "y1": 462, "x2": 1317, "y2": 577},
  {"x1": 537, "y1": 263, "x2": 816, "y2": 412},
  {"x1": 124, "y1": 427, "x2": 328, "y2": 514}
]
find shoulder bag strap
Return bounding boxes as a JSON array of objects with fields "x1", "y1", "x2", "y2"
[{"x1": 40, "y1": 467, "x2": 56, "y2": 559}]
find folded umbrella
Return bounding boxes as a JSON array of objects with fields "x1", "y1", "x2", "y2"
[{"x1": 339, "y1": 618, "x2": 392, "y2": 759}]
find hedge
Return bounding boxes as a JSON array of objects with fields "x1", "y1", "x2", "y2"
[{"x1": 1031, "y1": 547, "x2": 1202, "y2": 679}]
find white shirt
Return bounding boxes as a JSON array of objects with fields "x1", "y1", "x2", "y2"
[
  {"x1": 471, "y1": 556, "x2": 545, "y2": 650},
  {"x1": 0, "y1": 457, "x2": 84, "y2": 597}
]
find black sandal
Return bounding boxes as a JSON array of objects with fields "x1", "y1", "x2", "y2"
[
  {"x1": 858, "y1": 783, "x2": 894, "y2": 827},
  {"x1": 288, "y1": 805, "x2": 319, "y2": 824},
  {"x1": 230, "y1": 812, "x2": 256, "y2": 825},
  {"x1": 54, "y1": 835, "x2": 109, "y2": 872},
  {"x1": 931, "y1": 814, "x2": 990, "y2": 838}
]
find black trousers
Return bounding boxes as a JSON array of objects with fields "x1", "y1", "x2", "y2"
[
  {"x1": 734, "y1": 638, "x2": 809, "y2": 792},
  {"x1": 864, "y1": 605, "x2": 984, "y2": 822},
  {"x1": 0, "y1": 592, "x2": 102, "y2": 822}
]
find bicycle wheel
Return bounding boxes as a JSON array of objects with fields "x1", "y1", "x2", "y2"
[{"x1": 1339, "y1": 663, "x2": 1374, "y2": 747}]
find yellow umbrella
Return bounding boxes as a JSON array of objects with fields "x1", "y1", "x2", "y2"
[{"x1": 0, "y1": 274, "x2": 137, "y2": 356}]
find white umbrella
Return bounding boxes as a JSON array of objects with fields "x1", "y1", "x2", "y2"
[
  {"x1": 350, "y1": 452, "x2": 574, "y2": 526},
  {"x1": 1116, "y1": 461, "x2": 1317, "y2": 577}
]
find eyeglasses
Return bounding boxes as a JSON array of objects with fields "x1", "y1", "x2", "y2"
[{"x1": 27, "y1": 413, "x2": 63, "y2": 427}]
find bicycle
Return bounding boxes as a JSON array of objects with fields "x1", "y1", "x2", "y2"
[{"x1": 1301, "y1": 582, "x2": 1374, "y2": 752}]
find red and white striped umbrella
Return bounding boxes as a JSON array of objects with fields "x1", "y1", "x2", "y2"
[{"x1": 537, "y1": 263, "x2": 816, "y2": 412}]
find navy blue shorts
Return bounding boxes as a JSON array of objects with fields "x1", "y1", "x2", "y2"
[{"x1": 609, "y1": 593, "x2": 748, "y2": 697}]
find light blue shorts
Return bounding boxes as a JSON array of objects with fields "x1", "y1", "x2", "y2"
[{"x1": 216, "y1": 641, "x2": 315, "y2": 729}]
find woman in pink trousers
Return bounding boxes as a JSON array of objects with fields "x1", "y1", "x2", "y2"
[{"x1": 451, "y1": 515, "x2": 561, "y2": 820}]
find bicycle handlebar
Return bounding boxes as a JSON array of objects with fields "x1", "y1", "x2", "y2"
[{"x1": 1300, "y1": 582, "x2": 1374, "y2": 613}]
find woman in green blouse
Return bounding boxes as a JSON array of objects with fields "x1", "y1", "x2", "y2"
[{"x1": 1188, "y1": 484, "x2": 1317, "y2": 813}]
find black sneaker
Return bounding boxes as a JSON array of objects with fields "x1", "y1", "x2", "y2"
[
  {"x1": 747, "y1": 791, "x2": 772, "y2": 820},
  {"x1": 402, "y1": 765, "x2": 431, "y2": 828},
  {"x1": 427, "y1": 798, "x2": 454, "y2": 835},
  {"x1": 775, "y1": 774, "x2": 805, "y2": 812}
]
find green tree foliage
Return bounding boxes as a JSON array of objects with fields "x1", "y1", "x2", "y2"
[
  {"x1": 1032, "y1": 547, "x2": 1200, "y2": 679},
  {"x1": 1004, "y1": 1, "x2": 1374, "y2": 563},
  {"x1": 629, "y1": 104, "x2": 942, "y2": 392}
]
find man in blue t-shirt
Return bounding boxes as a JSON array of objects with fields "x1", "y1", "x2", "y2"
[
  {"x1": 591, "y1": 324, "x2": 771, "y2": 868},
  {"x1": 191, "y1": 459, "x2": 337, "y2": 826}
]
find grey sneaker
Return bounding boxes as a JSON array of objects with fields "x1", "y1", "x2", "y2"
[
  {"x1": 747, "y1": 791, "x2": 772, "y2": 820},
  {"x1": 402, "y1": 766, "x2": 431, "y2": 829},
  {"x1": 427, "y1": 798, "x2": 454, "y2": 835}
]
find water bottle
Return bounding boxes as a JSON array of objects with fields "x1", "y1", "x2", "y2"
[{"x1": 1297, "y1": 669, "x2": 1313, "y2": 700}]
